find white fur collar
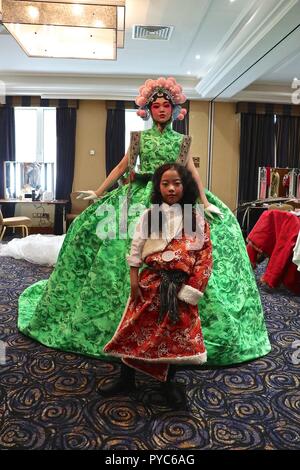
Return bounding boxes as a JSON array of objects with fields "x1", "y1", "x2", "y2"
[{"x1": 141, "y1": 203, "x2": 205, "y2": 260}]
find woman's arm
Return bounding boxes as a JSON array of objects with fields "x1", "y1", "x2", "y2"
[
  {"x1": 94, "y1": 151, "x2": 129, "y2": 197},
  {"x1": 186, "y1": 155, "x2": 223, "y2": 218},
  {"x1": 186, "y1": 155, "x2": 209, "y2": 208}
]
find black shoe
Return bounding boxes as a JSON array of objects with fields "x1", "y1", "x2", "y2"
[
  {"x1": 98, "y1": 378, "x2": 136, "y2": 396},
  {"x1": 98, "y1": 363, "x2": 136, "y2": 397},
  {"x1": 161, "y1": 382, "x2": 187, "y2": 410}
]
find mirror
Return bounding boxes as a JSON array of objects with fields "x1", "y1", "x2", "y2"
[{"x1": 4, "y1": 161, "x2": 55, "y2": 200}]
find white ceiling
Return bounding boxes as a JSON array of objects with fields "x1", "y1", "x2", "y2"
[{"x1": 0, "y1": 0, "x2": 299, "y2": 102}]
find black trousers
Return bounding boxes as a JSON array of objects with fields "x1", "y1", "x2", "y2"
[{"x1": 120, "y1": 362, "x2": 177, "y2": 382}]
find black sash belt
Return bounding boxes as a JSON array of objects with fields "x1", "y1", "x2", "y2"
[{"x1": 158, "y1": 270, "x2": 188, "y2": 325}]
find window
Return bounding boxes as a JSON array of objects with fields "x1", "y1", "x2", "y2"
[
  {"x1": 9, "y1": 107, "x2": 57, "y2": 198},
  {"x1": 125, "y1": 109, "x2": 152, "y2": 150},
  {"x1": 15, "y1": 107, "x2": 56, "y2": 163}
]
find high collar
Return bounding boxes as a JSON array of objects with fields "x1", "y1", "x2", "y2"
[
  {"x1": 161, "y1": 202, "x2": 182, "y2": 214},
  {"x1": 151, "y1": 122, "x2": 172, "y2": 135}
]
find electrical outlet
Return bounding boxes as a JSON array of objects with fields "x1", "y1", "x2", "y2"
[
  {"x1": 32, "y1": 212, "x2": 49, "y2": 218},
  {"x1": 193, "y1": 157, "x2": 200, "y2": 168}
]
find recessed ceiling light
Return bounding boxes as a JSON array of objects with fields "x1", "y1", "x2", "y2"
[
  {"x1": 195, "y1": 54, "x2": 201, "y2": 60},
  {"x1": 28, "y1": 6, "x2": 39, "y2": 20},
  {"x1": 1, "y1": 0, "x2": 126, "y2": 60}
]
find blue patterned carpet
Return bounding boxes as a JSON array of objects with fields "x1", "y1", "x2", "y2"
[{"x1": 0, "y1": 256, "x2": 299, "y2": 450}]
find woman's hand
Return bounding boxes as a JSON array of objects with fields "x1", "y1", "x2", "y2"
[
  {"x1": 76, "y1": 190, "x2": 99, "y2": 201},
  {"x1": 205, "y1": 203, "x2": 224, "y2": 219}
]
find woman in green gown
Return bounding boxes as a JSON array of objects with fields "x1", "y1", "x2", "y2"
[{"x1": 18, "y1": 77, "x2": 271, "y2": 365}]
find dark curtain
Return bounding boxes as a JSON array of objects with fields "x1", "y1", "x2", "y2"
[
  {"x1": 238, "y1": 113, "x2": 275, "y2": 204},
  {"x1": 0, "y1": 107, "x2": 16, "y2": 218},
  {"x1": 105, "y1": 101, "x2": 125, "y2": 179},
  {"x1": 55, "y1": 108, "x2": 77, "y2": 234},
  {"x1": 173, "y1": 101, "x2": 190, "y2": 135},
  {"x1": 276, "y1": 115, "x2": 300, "y2": 168}
]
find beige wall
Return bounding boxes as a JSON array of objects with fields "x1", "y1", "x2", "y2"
[
  {"x1": 189, "y1": 101, "x2": 209, "y2": 186},
  {"x1": 73, "y1": 99, "x2": 240, "y2": 211},
  {"x1": 73, "y1": 100, "x2": 106, "y2": 192},
  {"x1": 189, "y1": 100, "x2": 240, "y2": 211},
  {"x1": 212, "y1": 102, "x2": 240, "y2": 210}
]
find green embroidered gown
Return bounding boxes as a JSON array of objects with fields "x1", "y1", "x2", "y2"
[{"x1": 18, "y1": 123, "x2": 271, "y2": 365}]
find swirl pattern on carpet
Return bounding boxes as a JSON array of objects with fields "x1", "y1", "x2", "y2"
[{"x1": 0, "y1": 257, "x2": 299, "y2": 449}]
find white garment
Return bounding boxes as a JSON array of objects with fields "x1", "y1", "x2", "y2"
[
  {"x1": 292, "y1": 231, "x2": 300, "y2": 272},
  {"x1": 126, "y1": 203, "x2": 205, "y2": 267},
  {"x1": 290, "y1": 210, "x2": 300, "y2": 217},
  {"x1": 0, "y1": 234, "x2": 65, "y2": 266}
]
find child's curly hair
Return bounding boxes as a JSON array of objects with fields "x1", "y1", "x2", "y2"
[{"x1": 151, "y1": 162, "x2": 199, "y2": 205}]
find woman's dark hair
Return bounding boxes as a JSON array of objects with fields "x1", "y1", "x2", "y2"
[
  {"x1": 144, "y1": 163, "x2": 200, "y2": 236},
  {"x1": 151, "y1": 162, "x2": 199, "y2": 205}
]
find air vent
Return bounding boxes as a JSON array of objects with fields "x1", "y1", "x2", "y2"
[{"x1": 133, "y1": 25, "x2": 173, "y2": 41}]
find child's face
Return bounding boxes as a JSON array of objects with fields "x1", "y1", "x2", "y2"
[
  {"x1": 160, "y1": 169, "x2": 183, "y2": 205},
  {"x1": 151, "y1": 97, "x2": 172, "y2": 124}
]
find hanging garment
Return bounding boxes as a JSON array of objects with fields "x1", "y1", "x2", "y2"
[
  {"x1": 247, "y1": 210, "x2": 300, "y2": 294},
  {"x1": 259, "y1": 167, "x2": 267, "y2": 199},
  {"x1": 292, "y1": 231, "x2": 300, "y2": 272},
  {"x1": 270, "y1": 171, "x2": 280, "y2": 198}
]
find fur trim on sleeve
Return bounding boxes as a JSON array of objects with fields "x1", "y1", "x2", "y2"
[{"x1": 178, "y1": 284, "x2": 203, "y2": 305}]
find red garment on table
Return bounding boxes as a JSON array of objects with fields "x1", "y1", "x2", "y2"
[
  {"x1": 246, "y1": 210, "x2": 300, "y2": 294},
  {"x1": 104, "y1": 225, "x2": 212, "y2": 381}
]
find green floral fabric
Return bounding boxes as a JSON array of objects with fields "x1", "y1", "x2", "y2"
[
  {"x1": 139, "y1": 123, "x2": 183, "y2": 172},
  {"x1": 18, "y1": 123, "x2": 271, "y2": 365}
]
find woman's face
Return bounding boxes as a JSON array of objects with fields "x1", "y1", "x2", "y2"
[
  {"x1": 160, "y1": 169, "x2": 183, "y2": 205},
  {"x1": 150, "y1": 97, "x2": 173, "y2": 124}
]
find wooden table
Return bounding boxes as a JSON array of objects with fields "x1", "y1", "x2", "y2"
[{"x1": 0, "y1": 199, "x2": 69, "y2": 235}]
